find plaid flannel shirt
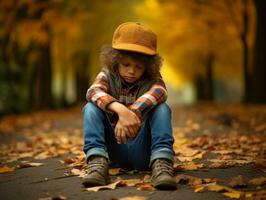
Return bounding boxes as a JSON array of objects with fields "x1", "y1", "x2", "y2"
[{"x1": 86, "y1": 70, "x2": 168, "y2": 127}]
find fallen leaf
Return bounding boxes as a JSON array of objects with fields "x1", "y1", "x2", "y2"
[
  {"x1": 119, "y1": 196, "x2": 147, "y2": 200},
  {"x1": 122, "y1": 178, "x2": 143, "y2": 187},
  {"x1": 17, "y1": 162, "x2": 44, "y2": 169},
  {"x1": 109, "y1": 168, "x2": 121, "y2": 176},
  {"x1": 177, "y1": 148, "x2": 200, "y2": 157},
  {"x1": 249, "y1": 190, "x2": 266, "y2": 199},
  {"x1": 85, "y1": 180, "x2": 122, "y2": 192},
  {"x1": 62, "y1": 157, "x2": 76, "y2": 164},
  {"x1": 207, "y1": 183, "x2": 234, "y2": 192},
  {"x1": 249, "y1": 177, "x2": 266, "y2": 186},
  {"x1": 35, "y1": 151, "x2": 50, "y2": 159},
  {"x1": 136, "y1": 183, "x2": 155, "y2": 191},
  {"x1": 223, "y1": 191, "x2": 243, "y2": 199},
  {"x1": 176, "y1": 174, "x2": 205, "y2": 186},
  {"x1": 228, "y1": 175, "x2": 247, "y2": 188},
  {"x1": 194, "y1": 185, "x2": 205, "y2": 193},
  {"x1": 183, "y1": 162, "x2": 199, "y2": 171},
  {"x1": 143, "y1": 174, "x2": 151, "y2": 183},
  {"x1": 70, "y1": 168, "x2": 86, "y2": 178},
  {"x1": 38, "y1": 195, "x2": 67, "y2": 200},
  {"x1": 0, "y1": 166, "x2": 15, "y2": 173}
]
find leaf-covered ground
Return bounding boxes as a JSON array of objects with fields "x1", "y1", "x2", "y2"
[{"x1": 0, "y1": 103, "x2": 265, "y2": 200}]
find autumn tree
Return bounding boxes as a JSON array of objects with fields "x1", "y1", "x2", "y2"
[{"x1": 251, "y1": 0, "x2": 266, "y2": 103}]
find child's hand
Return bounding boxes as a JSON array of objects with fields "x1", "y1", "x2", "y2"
[
  {"x1": 115, "y1": 110, "x2": 141, "y2": 144},
  {"x1": 108, "y1": 102, "x2": 141, "y2": 144}
]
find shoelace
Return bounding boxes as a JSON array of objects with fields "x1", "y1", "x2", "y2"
[
  {"x1": 153, "y1": 160, "x2": 174, "y2": 176},
  {"x1": 84, "y1": 159, "x2": 106, "y2": 175}
]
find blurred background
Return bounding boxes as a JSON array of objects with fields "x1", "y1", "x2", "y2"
[{"x1": 0, "y1": 0, "x2": 265, "y2": 116}]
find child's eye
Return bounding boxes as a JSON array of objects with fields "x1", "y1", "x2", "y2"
[
  {"x1": 136, "y1": 65, "x2": 144, "y2": 69},
  {"x1": 122, "y1": 63, "x2": 130, "y2": 67}
]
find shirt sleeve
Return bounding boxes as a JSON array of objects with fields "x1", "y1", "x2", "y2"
[
  {"x1": 86, "y1": 70, "x2": 117, "y2": 112},
  {"x1": 129, "y1": 76, "x2": 168, "y2": 120}
]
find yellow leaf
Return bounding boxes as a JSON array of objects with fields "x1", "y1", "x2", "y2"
[
  {"x1": 85, "y1": 180, "x2": 122, "y2": 192},
  {"x1": 207, "y1": 184, "x2": 232, "y2": 192},
  {"x1": 0, "y1": 166, "x2": 15, "y2": 173},
  {"x1": 223, "y1": 191, "x2": 242, "y2": 199},
  {"x1": 184, "y1": 162, "x2": 198, "y2": 170},
  {"x1": 177, "y1": 156, "x2": 194, "y2": 162},
  {"x1": 249, "y1": 177, "x2": 266, "y2": 186},
  {"x1": 194, "y1": 185, "x2": 205, "y2": 193}
]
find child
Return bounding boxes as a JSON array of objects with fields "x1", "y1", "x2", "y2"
[{"x1": 82, "y1": 22, "x2": 176, "y2": 190}]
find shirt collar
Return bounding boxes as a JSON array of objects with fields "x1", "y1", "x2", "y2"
[{"x1": 119, "y1": 75, "x2": 143, "y2": 89}]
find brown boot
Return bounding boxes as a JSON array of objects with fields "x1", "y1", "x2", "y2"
[
  {"x1": 82, "y1": 156, "x2": 110, "y2": 187},
  {"x1": 151, "y1": 159, "x2": 177, "y2": 190}
]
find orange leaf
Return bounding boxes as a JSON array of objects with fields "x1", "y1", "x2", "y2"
[
  {"x1": 249, "y1": 177, "x2": 266, "y2": 186},
  {"x1": 85, "y1": 180, "x2": 122, "y2": 192},
  {"x1": 0, "y1": 166, "x2": 15, "y2": 173},
  {"x1": 109, "y1": 168, "x2": 121, "y2": 176}
]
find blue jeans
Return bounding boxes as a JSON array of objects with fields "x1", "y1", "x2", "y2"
[{"x1": 83, "y1": 102, "x2": 174, "y2": 170}]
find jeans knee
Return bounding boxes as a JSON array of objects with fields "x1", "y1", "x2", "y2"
[
  {"x1": 152, "y1": 103, "x2": 171, "y2": 116},
  {"x1": 83, "y1": 102, "x2": 103, "y2": 119}
]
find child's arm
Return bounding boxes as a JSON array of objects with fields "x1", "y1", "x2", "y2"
[
  {"x1": 129, "y1": 76, "x2": 168, "y2": 121},
  {"x1": 86, "y1": 71, "x2": 117, "y2": 113},
  {"x1": 108, "y1": 102, "x2": 141, "y2": 144}
]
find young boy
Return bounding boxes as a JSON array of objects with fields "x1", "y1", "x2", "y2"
[{"x1": 82, "y1": 22, "x2": 176, "y2": 190}]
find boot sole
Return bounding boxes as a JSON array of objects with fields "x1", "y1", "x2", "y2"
[
  {"x1": 153, "y1": 181, "x2": 177, "y2": 190},
  {"x1": 82, "y1": 177, "x2": 110, "y2": 187}
]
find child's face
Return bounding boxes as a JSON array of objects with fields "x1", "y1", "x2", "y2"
[{"x1": 118, "y1": 56, "x2": 145, "y2": 84}]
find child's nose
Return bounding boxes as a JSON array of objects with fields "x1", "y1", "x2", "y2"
[{"x1": 128, "y1": 67, "x2": 135, "y2": 74}]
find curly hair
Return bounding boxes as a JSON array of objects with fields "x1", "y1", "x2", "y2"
[{"x1": 99, "y1": 45, "x2": 163, "y2": 80}]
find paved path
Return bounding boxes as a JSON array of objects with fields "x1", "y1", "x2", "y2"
[{"x1": 0, "y1": 104, "x2": 265, "y2": 200}]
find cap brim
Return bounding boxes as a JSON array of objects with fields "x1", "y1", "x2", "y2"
[{"x1": 112, "y1": 43, "x2": 156, "y2": 55}]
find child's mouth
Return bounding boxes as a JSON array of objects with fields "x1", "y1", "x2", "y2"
[{"x1": 124, "y1": 76, "x2": 135, "y2": 82}]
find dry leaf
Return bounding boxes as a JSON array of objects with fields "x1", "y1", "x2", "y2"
[
  {"x1": 0, "y1": 166, "x2": 15, "y2": 173},
  {"x1": 228, "y1": 175, "x2": 247, "y2": 188},
  {"x1": 194, "y1": 185, "x2": 205, "y2": 193},
  {"x1": 223, "y1": 191, "x2": 242, "y2": 199},
  {"x1": 249, "y1": 177, "x2": 266, "y2": 186},
  {"x1": 136, "y1": 183, "x2": 155, "y2": 191},
  {"x1": 85, "y1": 180, "x2": 122, "y2": 192},
  {"x1": 176, "y1": 174, "x2": 204, "y2": 186},
  {"x1": 207, "y1": 183, "x2": 234, "y2": 192},
  {"x1": 17, "y1": 162, "x2": 44, "y2": 169},
  {"x1": 121, "y1": 178, "x2": 143, "y2": 187},
  {"x1": 177, "y1": 151, "x2": 205, "y2": 162},
  {"x1": 70, "y1": 168, "x2": 86, "y2": 178},
  {"x1": 35, "y1": 151, "x2": 50, "y2": 159},
  {"x1": 62, "y1": 157, "x2": 76, "y2": 164},
  {"x1": 109, "y1": 168, "x2": 121, "y2": 176},
  {"x1": 183, "y1": 162, "x2": 199, "y2": 170},
  {"x1": 143, "y1": 174, "x2": 151, "y2": 183},
  {"x1": 38, "y1": 195, "x2": 67, "y2": 200},
  {"x1": 119, "y1": 196, "x2": 147, "y2": 200}
]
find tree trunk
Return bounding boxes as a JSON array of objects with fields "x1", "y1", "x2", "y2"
[
  {"x1": 31, "y1": 25, "x2": 52, "y2": 109},
  {"x1": 241, "y1": 0, "x2": 251, "y2": 102},
  {"x1": 75, "y1": 52, "x2": 90, "y2": 103},
  {"x1": 251, "y1": 0, "x2": 266, "y2": 103},
  {"x1": 205, "y1": 53, "x2": 215, "y2": 100}
]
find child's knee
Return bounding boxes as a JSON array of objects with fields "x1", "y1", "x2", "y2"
[
  {"x1": 153, "y1": 103, "x2": 171, "y2": 116},
  {"x1": 83, "y1": 102, "x2": 102, "y2": 117}
]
